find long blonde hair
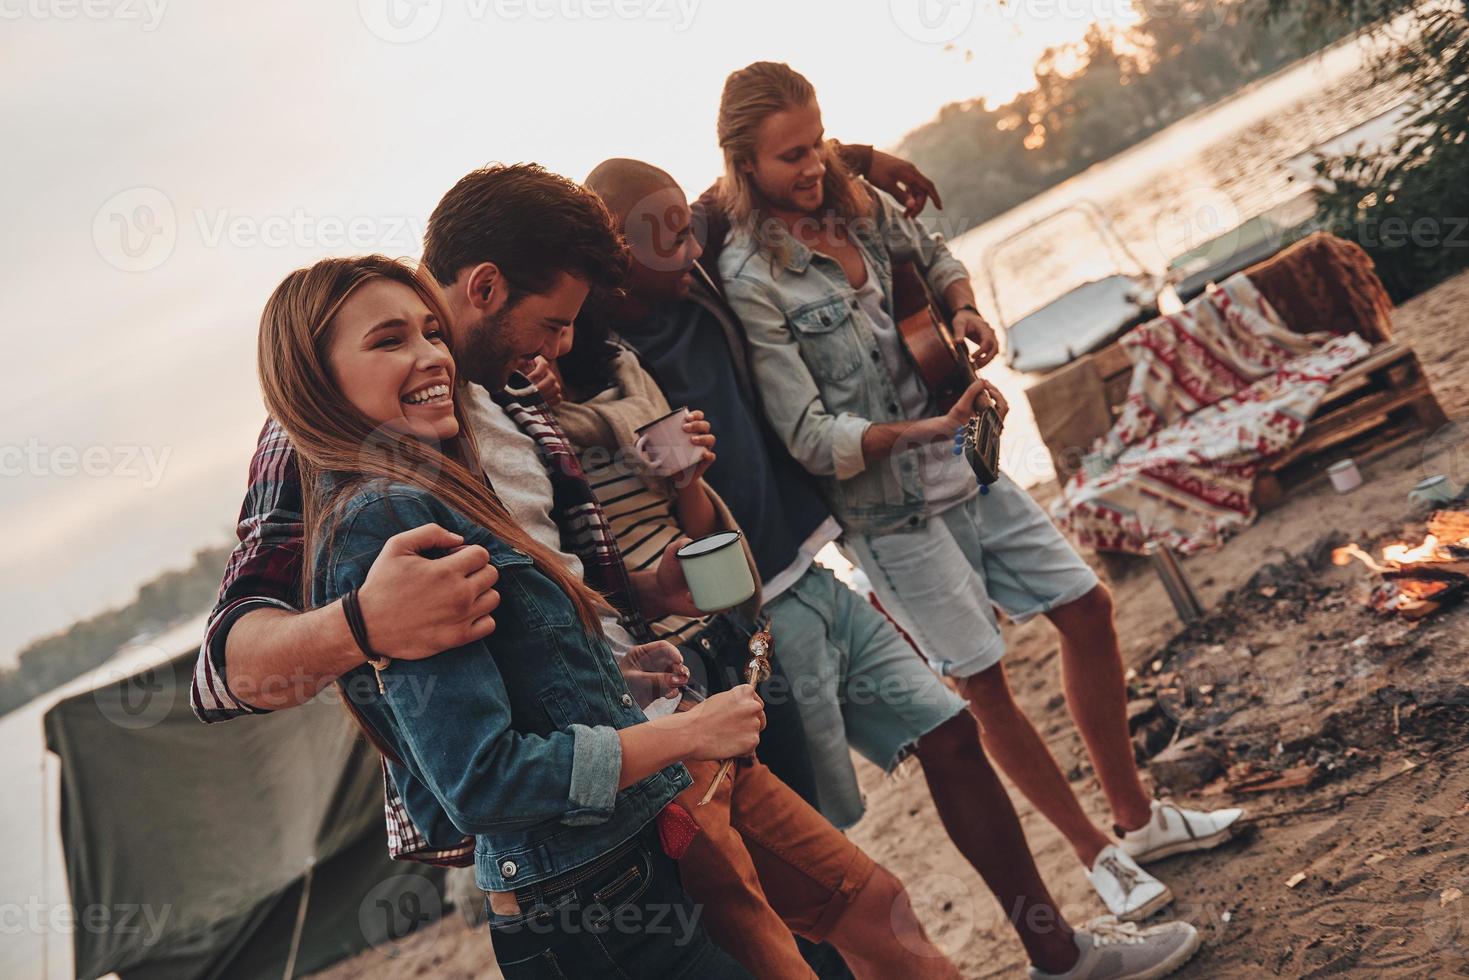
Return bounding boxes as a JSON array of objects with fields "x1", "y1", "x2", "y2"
[
  {"x1": 715, "y1": 61, "x2": 869, "y2": 232},
  {"x1": 257, "y1": 254, "x2": 608, "y2": 634}
]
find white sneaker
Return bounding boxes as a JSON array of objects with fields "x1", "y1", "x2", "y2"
[
  {"x1": 1089, "y1": 845, "x2": 1173, "y2": 922},
  {"x1": 1119, "y1": 799, "x2": 1244, "y2": 864},
  {"x1": 1029, "y1": 916, "x2": 1201, "y2": 980}
]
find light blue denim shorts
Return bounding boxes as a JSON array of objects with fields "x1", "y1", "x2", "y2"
[
  {"x1": 762, "y1": 563, "x2": 967, "y2": 829},
  {"x1": 842, "y1": 474, "x2": 1101, "y2": 680}
]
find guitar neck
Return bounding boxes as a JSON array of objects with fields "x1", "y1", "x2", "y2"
[{"x1": 917, "y1": 263, "x2": 976, "y2": 385}]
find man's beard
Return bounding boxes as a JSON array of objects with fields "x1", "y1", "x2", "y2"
[{"x1": 455, "y1": 305, "x2": 517, "y2": 391}]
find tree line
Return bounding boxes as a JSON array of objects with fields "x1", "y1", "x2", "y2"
[
  {"x1": 896, "y1": 0, "x2": 1352, "y2": 236},
  {"x1": 0, "y1": 544, "x2": 232, "y2": 716}
]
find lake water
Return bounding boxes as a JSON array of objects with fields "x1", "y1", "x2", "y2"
[
  {"x1": 947, "y1": 34, "x2": 1403, "y2": 490},
  {"x1": 0, "y1": 36, "x2": 1404, "y2": 980}
]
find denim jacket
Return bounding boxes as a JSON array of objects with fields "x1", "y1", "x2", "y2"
[
  {"x1": 311, "y1": 476, "x2": 690, "y2": 892},
  {"x1": 718, "y1": 184, "x2": 971, "y2": 535}
]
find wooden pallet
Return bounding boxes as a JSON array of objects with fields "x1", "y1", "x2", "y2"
[
  {"x1": 1054, "y1": 340, "x2": 1448, "y2": 584},
  {"x1": 1253, "y1": 342, "x2": 1447, "y2": 509}
]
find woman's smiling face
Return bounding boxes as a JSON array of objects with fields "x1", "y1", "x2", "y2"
[{"x1": 325, "y1": 278, "x2": 458, "y2": 442}]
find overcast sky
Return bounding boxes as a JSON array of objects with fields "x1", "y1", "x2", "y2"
[{"x1": 0, "y1": 0, "x2": 1125, "y2": 663}]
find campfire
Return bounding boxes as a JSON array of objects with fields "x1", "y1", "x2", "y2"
[{"x1": 1333, "y1": 510, "x2": 1469, "y2": 618}]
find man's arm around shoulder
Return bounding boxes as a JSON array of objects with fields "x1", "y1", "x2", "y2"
[{"x1": 191, "y1": 424, "x2": 500, "y2": 720}]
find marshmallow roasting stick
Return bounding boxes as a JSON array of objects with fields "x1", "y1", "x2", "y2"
[{"x1": 697, "y1": 627, "x2": 773, "y2": 806}]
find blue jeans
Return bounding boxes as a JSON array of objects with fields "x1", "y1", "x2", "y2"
[{"x1": 487, "y1": 826, "x2": 752, "y2": 979}]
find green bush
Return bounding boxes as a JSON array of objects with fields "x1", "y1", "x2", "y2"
[{"x1": 1293, "y1": 2, "x2": 1469, "y2": 301}]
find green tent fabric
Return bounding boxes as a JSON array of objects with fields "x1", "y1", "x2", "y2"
[{"x1": 42, "y1": 649, "x2": 445, "y2": 980}]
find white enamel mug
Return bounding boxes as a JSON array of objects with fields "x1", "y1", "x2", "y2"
[
  {"x1": 1409, "y1": 475, "x2": 1459, "y2": 507},
  {"x1": 675, "y1": 531, "x2": 756, "y2": 613},
  {"x1": 1327, "y1": 459, "x2": 1362, "y2": 494}
]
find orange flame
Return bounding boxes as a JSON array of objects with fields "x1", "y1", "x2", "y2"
[
  {"x1": 1336, "y1": 532, "x2": 1453, "y2": 573},
  {"x1": 1333, "y1": 542, "x2": 1390, "y2": 573},
  {"x1": 1381, "y1": 534, "x2": 1441, "y2": 566}
]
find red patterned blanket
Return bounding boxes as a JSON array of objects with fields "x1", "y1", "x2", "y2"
[{"x1": 1054, "y1": 274, "x2": 1370, "y2": 555}]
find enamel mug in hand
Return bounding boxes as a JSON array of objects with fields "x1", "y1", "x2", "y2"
[
  {"x1": 634, "y1": 407, "x2": 704, "y2": 477},
  {"x1": 676, "y1": 531, "x2": 756, "y2": 613}
]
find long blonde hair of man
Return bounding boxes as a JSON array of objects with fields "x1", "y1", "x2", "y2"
[{"x1": 715, "y1": 61, "x2": 872, "y2": 240}]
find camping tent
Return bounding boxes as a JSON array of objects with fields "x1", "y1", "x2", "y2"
[{"x1": 42, "y1": 649, "x2": 444, "y2": 980}]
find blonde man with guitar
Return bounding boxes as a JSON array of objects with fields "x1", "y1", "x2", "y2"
[{"x1": 716, "y1": 62, "x2": 1242, "y2": 975}]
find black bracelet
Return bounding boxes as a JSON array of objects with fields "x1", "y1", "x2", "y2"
[
  {"x1": 342, "y1": 588, "x2": 390, "y2": 671},
  {"x1": 955, "y1": 303, "x2": 981, "y2": 317}
]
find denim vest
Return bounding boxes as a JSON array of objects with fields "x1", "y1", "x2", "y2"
[
  {"x1": 311, "y1": 477, "x2": 690, "y2": 892},
  {"x1": 718, "y1": 184, "x2": 971, "y2": 535}
]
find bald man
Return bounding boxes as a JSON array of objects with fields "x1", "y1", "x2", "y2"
[{"x1": 574, "y1": 158, "x2": 1142, "y2": 978}]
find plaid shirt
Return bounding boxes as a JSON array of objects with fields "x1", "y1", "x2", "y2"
[{"x1": 191, "y1": 377, "x2": 653, "y2": 866}]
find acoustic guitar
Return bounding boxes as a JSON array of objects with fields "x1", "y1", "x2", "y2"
[
  {"x1": 891, "y1": 259, "x2": 975, "y2": 410},
  {"x1": 890, "y1": 260, "x2": 1003, "y2": 485}
]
